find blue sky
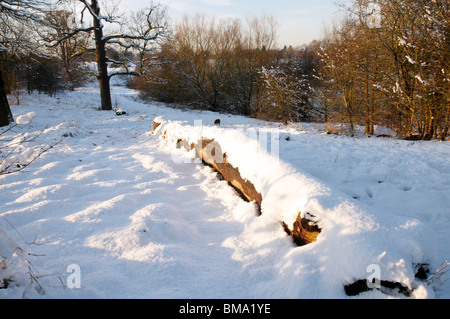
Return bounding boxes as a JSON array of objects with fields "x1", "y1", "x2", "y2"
[{"x1": 120, "y1": 0, "x2": 345, "y2": 47}]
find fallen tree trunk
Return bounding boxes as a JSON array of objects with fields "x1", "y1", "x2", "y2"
[
  {"x1": 198, "y1": 138, "x2": 263, "y2": 210},
  {"x1": 156, "y1": 119, "x2": 321, "y2": 247},
  {"x1": 153, "y1": 119, "x2": 432, "y2": 298},
  {"x1": 176, "y1": 137, "x2": 262, "y2": 210}
]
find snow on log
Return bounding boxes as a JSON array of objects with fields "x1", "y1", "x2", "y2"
[
  {"x1": 170, "y1": 130, "x2": 319, "y2": 247},
  {"x1": 152, "y1": 117, "x2": 435, "y2": 298},
  {"x1": 193, "y1": 138, "x2": 262, "y2": 210},
  {"x1": 282, "y1": 213, "x2": 321, "y2": 246}
]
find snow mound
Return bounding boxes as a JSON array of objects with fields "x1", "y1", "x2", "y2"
[
  {"x1": 15, "y1": 112, "x2": 35, "y2": 125},
  {"x1": 156, "y1": 118, "x2": 435, "y2": 298}
]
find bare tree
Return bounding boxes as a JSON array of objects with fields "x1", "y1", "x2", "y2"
[
  {"x1": 44, "y1": 8, "x2": 91, "y2": 90},
  {"x1": 43, "y1": 0, "x2": 168, "y2": 111},
  {"x1": 348, "y1": 0, "x2": 450, "y2": 139},
  {"x1": 0, "y1": 43, "x2": 13, "y2": 127},
  {"x1": 147, "y1": 14, "x2": 279, "y2": 114},
  {"x1": 319, "y1": 18, "x2": 361, "y2": 133},
  {"x1": 255, "y1": 67, "x2": 299, "y2": 124},
  {"x1": 167, "y1": 15, "x2": 242, "y2": 110},
  {"x1": 317, "y1": 0, "x2": 449, "y2": 139},
  {"x1": 0, "y1": 0, "x2": 51, "y2": 127},
  {"x1": 230, "y1": 14, "x2": 278, "y2": 115}
]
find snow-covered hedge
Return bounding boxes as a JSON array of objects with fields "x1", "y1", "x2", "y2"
[{"x1": 154, "y1": 118, "x2": 435, "y2": 298}]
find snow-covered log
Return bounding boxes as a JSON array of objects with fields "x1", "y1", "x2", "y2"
[
  {"x1": 153, "y1": 117, "x2": 435, "y2": 298},
  {"x1": 154, "y1": 118, "x2": 321, "y2": 246},
  {"x1": 179, "y1": 138, "x2": 263, "y2": 210}
]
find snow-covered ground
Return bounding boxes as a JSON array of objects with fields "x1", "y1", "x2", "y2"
[{"x1": 1, "y1": 81, "x2": 449, "y2": 299}]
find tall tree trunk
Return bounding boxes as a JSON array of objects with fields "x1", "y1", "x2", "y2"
[
  {"x1": 442, "y1": 102, "x2": 450, "y2": 141},
  {"x1": 0, "y1": 67, "x2": 14, "y2": 127},
  {"x1": 91, "y1": 0, "x2": 112, "y2": 111}
]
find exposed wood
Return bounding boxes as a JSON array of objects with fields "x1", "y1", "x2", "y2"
[
  {"x1": 171, "y1": 133, "x2": 321, "y2": 246},
  {"x1": 175, "y1": 137, "x2": 262, "y2": 209},
  {"x1": 282, "y1": 213, "x2": 321, "y2": 246},
  {"x1": 153, "y1": 121, "x2": 161, "y2": 132},
  {"x1": 154, "y1": 120, "x2": 321, "y2": 246},
  {"x1": 197, "y1": 139, "x2": 263, "y2": 209}
]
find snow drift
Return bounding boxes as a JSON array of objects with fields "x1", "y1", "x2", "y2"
[{"x1": 155, "y1": 117, "x2": 435, "y2": 298}]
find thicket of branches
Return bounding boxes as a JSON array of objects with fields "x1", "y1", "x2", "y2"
[
  {"x1": 318, "y1": 0, "x2": 449, "y2": 140},
  {"x1": 133, "y1": 14, "x2": 279, "y2": 115},
  {"x1": 132, "y1": 14, "x2": 320, "y2": 123},
  {"x1": 0, "y1": 0, "x2": 448, "y2": 139},
  {"x1": 0, "y1": 0, "x2": 168, "y2": 127},
  {"x1": 133, "y1": 0, "x2": 448, "y2": 139}
]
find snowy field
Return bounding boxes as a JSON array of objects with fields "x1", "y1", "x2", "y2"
[{"x1": 1, "y1": 81, "x2": 449, "y2": 299}]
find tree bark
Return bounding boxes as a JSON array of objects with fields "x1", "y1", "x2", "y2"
[
  {"x1": 442, "y1": 102, "x2": 450, "y2": 141},
  {"x1": 0, "y1": 67, "x2": 14, "y2": 127},
  {"x1": 91, "y1": 0, "x2": 112, "y2": 111}
]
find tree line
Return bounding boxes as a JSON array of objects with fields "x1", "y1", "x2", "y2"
[
  {"x1": 131, "y1": 14, "x2": 323, "y2": 124},
  {"x1": 132, "y1": 0, "x2": 448, "y2": 139},
  {"x1": 319, "y1": 0, "x2": 449, "y2": 140},
  {"x1": 1, "y1": 0, "x2": 167, "y2": 126},
  {"x1": 1, "y1": 0, "x2": 448, "y2": 140}
]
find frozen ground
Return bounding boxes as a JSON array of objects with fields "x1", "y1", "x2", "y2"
[{"x1": 0, "y1": 81, "x2": 449, "y2": 299}]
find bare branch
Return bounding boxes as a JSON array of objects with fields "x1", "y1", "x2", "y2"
[
  {"x1": 108, "y1": 70, "x2": 139, "y2": 78},
  {"x1": 69, "y1": 47, "x2": 96, "y2": 60},
  {"x1": 103, "y1": 32, "x2": 161, "y2": 44},
  {"x1": 0, "y1": 137, "x2": 64, "y2": 176},
  {"x1": 79, "y1": 0, "x2": 100, "y2": 21},
  {"x1": 1, "y1": 122, "x2": 65, "y2": 176},
  {"x1": 42, "y1": 26, "x2": 94, "y2": 48}
]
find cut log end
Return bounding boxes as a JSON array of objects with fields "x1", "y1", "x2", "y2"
[{"x1": 283, "y1": 213, "x2": 321, "y2": 246}]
